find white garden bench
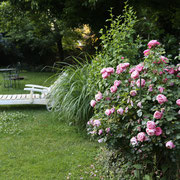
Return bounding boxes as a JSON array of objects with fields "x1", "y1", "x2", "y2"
[{"x1": 0, "y1": 84, "x2": 52, "y2": 111}]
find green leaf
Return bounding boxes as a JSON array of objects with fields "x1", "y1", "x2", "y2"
[{"x1": 133, "y1": 164, "x2": 143, "y2": 169}]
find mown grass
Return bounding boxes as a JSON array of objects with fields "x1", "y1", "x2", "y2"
[{"x1": 0, "y1": 71, "x2": 101, "y2": 180}]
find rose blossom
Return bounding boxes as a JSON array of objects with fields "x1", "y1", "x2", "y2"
[
  {"x1": 148, "y1": 84, "x2": 153, "y2": 92},
  {"x1": 178, "y1": 110, "x2": 180, "y2": 115},
  {"x1": 98, "y1": 129, "x2": 103, "y2": 135},
  {"x1": 102, "y1": 72, "x2": 110, "y2": 79},
  {"x1": 155, "y1": 127, "x2": 162, "y2": 136},
  {"x1": 90, "y1": 100, "x2": 96, "y2": 107},
  {"x1": 130, "y1": 81, "x2": 135, "y2": 87},
  {"x1": 110, "y1": 107, "x2": 115, "y2": 113},
  {"x1": 110, "y1": 85, "x2": 118, "y2": 93},
  {"x1": 160, "y1": 56, "x2": 168, "y2": 64},
  {"x1": 117, "y1": 108, "x2": 124, "y2": 115},
  {"x1": 130, "y1": 90, "x2": 137, "y2": 97},
  {"x1": 166, "y1": 141, "x2": 175, "y2": 149},
  {"x1": 130, "y1": 137, "x2": 138, "y2": 146},
  {"x1": 129, "y1": 67, "x2": 135, "y2": 73},
  {"x1": 106, "y1": 127, "x2": 110, "y2": 133},
  {"x1": 143, "y1": 49, "x2": 150, "y2": 56},
  {"x1": 176, "y1": 99, "x2": 180, "y2": 106},
  {"x1": 146, "y1": 128, "x2": 156, "y2": 136},
  {"x1": 137, "y1": 132, "x2": 146, "y2": 142},
  {"x1": 156, "y1": 94, "x2": 168, "y2": 104},
  {"x1": 105, "y1": 109, "x2": 111, "y2": 116},
  {"x1": 95, "y1": 92, "x2": 103, "y2": 102},
  {"x1": 137, "y1": 102, "x2": 142, "y2": 108},
  {"x1": 158, "y1": 86, "x2": 164, "y2": 93},
  {"x1": 100, "y1": 68, "x2": 107, "y2": 74},
  {"x1": 114, "y1": 80, "x2": 121, "y2": 87},
  {"x1": 125, "y1": 107, "x2": 128, "y2": 113},
  {"x1": 98, "y1": 138, "x2": 104, "y2": 143},
  {"x1": 153, "y1": 111, "x2": 163, "y2": 119},
  {"x1": 131, "y1": 70, "x2": 139, "y2": 79},
  {"x1": 93, "y1": 120, "x2": 101, "y2": 127},
  {"x1": 147, "y1": 40, "x2": 160, "y2": 49},
  {"x1": 106, "y1": 67, "x2": 114, "y2": 73},
  {"x1": 121, "y1": 56, "x2": 124, "y2": 59},
  {"x1": 136, "y1": 79, "x2": 146, "y2": 87},
  {"x1": 147, "y1": 121, "x2": 156, "y2": 129},
  {"x1": 135, "y1": 64, "x2": 144, "y2": 72}
]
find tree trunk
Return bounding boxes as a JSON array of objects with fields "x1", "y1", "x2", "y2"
[{"x1": 56, "y1": 34, "x2": 64, "y2": 60}]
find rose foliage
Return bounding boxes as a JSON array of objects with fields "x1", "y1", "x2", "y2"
[{"x1": 87, "y1": 41, "x2": 180, "y2": 179}]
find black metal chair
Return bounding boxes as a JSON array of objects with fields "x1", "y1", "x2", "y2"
[{"x1": 5, "y1": 62, "x2": 25, "y2": 88}]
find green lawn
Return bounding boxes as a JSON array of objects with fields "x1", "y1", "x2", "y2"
[{"x1": 0, "y1": 72, "x2": 101, "y2": 180}]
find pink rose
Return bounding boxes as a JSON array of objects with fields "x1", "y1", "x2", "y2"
[
  {"x1": 129, "y1": 67, "x2": 135, "y2": 74},
  {"x1": 130, "y1": 90, "x2": 137, "y2": 97},
  {"x1": 102, "y1": 72, "x2": 110, "y2": 79},
  {"x1": 130, "y1": 100, "x2": 133, "y2": 107},
  {"x1": 98, "y1": 138, "x2": 104, "y2": 143},
  {"x1": 166, "y1": 141, "x2": 175, "y2": 149},
  {"x1": 160, "y1": 56, "x2": 168, "y2": 64},
  {"x1": 110, "y1": 85, "x2": 118, "y2": 93},
  {"x1": 135, "y1": 64, "x2": 144, "y2": 72},
  {"x1": 146, "y1": 128, "x2": 156, "y2": 136},
  {"x1": 156, "y1": 94, "x2": 168, "y2": 104},
  {"x1": 125, "y1": 107, "x2": 128, "y2": 113},
  {"x1": 136, "y1": 79, "x2": 146, "y2": 87},
  {"x1": 147, "y1": 40, "x2": 160, "y2": 49},
  {"x1": 123, "y1": 63, "x2": 130, "y2": 68},
  {"x1": 98, "y1": 129, "x2": 103, "y2": 135},
  {"x1": 168, "y1": 68, "x2": 175, "y2": 74},
  {"x1": 137, "y1": 132, "x2": 146, "y2": 142},
  {"x1": 105, "y1": 109, "x2": 111, "y2": 116},
  {"x1": 176, "y1": 99, "x2": 180, "y2": 106},
  {"x1": 114, "y1": 80, "x2": 121, "y2": 87},
  {"x1": 131, "y1": 70, "x2": 139, "y2": 79},
  {"x1": 121, "y1": 56, "x2": 124, "y2": 59},
  {"x1": 106, "y1": 67, "x2": 114, "y2": 73},
  {"x1": 155, "y1": 127, "x2": 162, "y2": 136},
  {"x1": 95, "y1": 92, "x2": 103, "y2": 101},
  {"x1": 100, "y1": 68, "x2": 107, "y2": 74},
  {"x1": 130, "y1": 137, "x2": 138, "y2": 146},
  {"x1": 178, "y1": 110, "x2": 180, "y2": 115},
  {"x1": 158, "y1": 86, "x2": 165, "y2": 93},
  {"x1": 117, "y1": 107, "x2": 124, "y2": 115},
  {"x1": 153, "y1": 111, "x2": 163, "y2": 119},
  {"x1": 106, "y1": 127, "x2": 110, "y2": 133},
  {"x1": 93, "y1": 120, "x2": 101, "y2": 127},
  {"x1": 143, "y1": 49, "x2": 150, "y2": 56},
  {"x1": 147, "y1": 121, "x2": 156, "y2": 129},
  {"x1": 110, "y1": 107, "x2": 115, "y2": 113},
  {"x1": 130, "y1": 80, "x2": 135, "y2": 87},
  {"x1": 90, "y1": 100, "x2": 96, "y2": 107},
  {"x1": 148, "y1": 84, "x2": 153, "y2": 92},
  {"x1": 137, "y1": 102, "x2": 142, "y2": 108}
]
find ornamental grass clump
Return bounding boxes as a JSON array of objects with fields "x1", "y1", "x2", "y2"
[
  {"x1": 49, "y1": 63, "x2": 93, "y2": 129},
  {"x1": 87, "y1": 40, "x2": 180, "y2": 179}
]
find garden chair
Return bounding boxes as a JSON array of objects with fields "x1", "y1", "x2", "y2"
[{"x1": 0, "y1": 84, "x2": 52, "y2": 111}]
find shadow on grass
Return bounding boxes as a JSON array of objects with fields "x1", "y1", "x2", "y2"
[{"x1": 0, "y1": 105, "x2": 47, "y2": 112}]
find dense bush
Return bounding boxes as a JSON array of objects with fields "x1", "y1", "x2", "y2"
[
  {"x1": 87, "y1": 40, "x2": 180, "y2": 179},
  {"x1": 88, "y1": 4, "x2": 142, "y2": 95}
]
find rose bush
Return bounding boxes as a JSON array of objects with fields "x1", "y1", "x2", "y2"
[{"x1": 87, "y1": 41, "x2": 180, "y2": 179}]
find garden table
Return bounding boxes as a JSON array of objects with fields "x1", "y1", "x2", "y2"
[{"x1": 0, "y1": 68, "x2": 16, "y2": 88}]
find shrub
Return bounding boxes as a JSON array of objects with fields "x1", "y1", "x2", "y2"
[
  {"x1": 88, "y1": 4, "x2": 142, "y2": 94},
  {"x1": 87, "y1": 40, "x2": 180, "y2": 179}
]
